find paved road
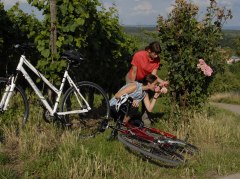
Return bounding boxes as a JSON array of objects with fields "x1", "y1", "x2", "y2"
[
  {"x1": 211, "y1": 102, "x2": 240, "y2": 179},
  {"x1": 210, "y1": 102, "x2": 240, "y2": 115}
]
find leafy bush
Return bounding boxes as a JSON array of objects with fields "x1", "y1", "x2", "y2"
[{"x1": 156, "y1": 0, "x2": 232, "y2": 108}]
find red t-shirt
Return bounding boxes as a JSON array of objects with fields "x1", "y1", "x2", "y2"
[{"x1": 128, "y1": 50, "x2": 160, "y2": 81}]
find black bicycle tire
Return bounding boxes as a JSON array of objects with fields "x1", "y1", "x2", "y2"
[
  {"x1": 118, "y1": 133, "x2": 184, "y2": 167},
  {"x1": 144, "y1": 127, "x2": 198, "y2": 155},
  {"x1": 0, "y1": 77, "x2": 29, "y2": 128},
  {"x1": 162, "y1": 138, "x2": 199, "y2": 156},
  {"x1": 60, "y1": 81, "x2": 110, "y2": 138}
]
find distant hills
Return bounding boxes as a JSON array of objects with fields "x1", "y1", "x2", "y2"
[
  {"x1": 122, "y1": 25, "x2": 240, "y2": 32},
  {"x1": 223, "y1": 26, "x2": 240, "y2": 30}
]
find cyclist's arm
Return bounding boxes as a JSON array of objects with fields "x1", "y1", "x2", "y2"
[
  {"x1": 151, "y1": 69, "x2": 164, "y2": 83},
  {"x1": 143, "y1": 92, "x2": 160, "y2": 112},
  {"x1": 114, "y1": 83, "x2": 137, "y2": 99}
]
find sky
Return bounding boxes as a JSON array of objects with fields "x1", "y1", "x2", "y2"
[{"x1": 1, "y1": 0, "x2": 240, "y2": 27}]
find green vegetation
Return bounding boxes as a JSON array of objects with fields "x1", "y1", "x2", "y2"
[
  {"x1": 156, "y1": 0, "x2": 232, "y2": 108},
  {"x1": 0, "y1": 103, "x2": 240, "y2": 178},
  {"x1": 1, "y1": 0, "x2": 240, "y2": 178},
  {"x1": 210, "y1": 62, "x2": 240, "y2": 93},
  {"x1": 27, "y1": 0, "x2": 137, "y2": 95},
  {"x1": 210, "y1": 92, "x2": 240, "y2": 105},
  {"x1": 220, "y1": 30, "x2": 240, "y2": 51}
]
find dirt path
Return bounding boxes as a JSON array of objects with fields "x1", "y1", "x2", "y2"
[
  {"x1": 210, "y1": 102, "x2": 240, "y2": 115},
  {"x1": 218, "y1": 173, "x2": 240, "y2": 179},
  {"x1": 210, "y1": 102, "x2": 240, "y2": 179}
]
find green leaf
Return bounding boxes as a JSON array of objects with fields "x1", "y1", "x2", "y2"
[{"x1": 41, "y1": 49, "x2": 50, "y2": 58}]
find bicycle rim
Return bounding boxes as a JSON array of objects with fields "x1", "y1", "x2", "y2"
[
  {"x1": 61, "y1": 81, "x2": 110, "y2": 138},
  {"x1": 145, "y1": 127, "x2": 198, "y2": 160},
  {"x1": 160, "y1": 139, "x2": 199, "y2": 160},
  {"x1": 118, "y1": 133, "x2": 184, "y2": 167},
  {"x1": 0, "y1": 77, "x2": 29, "y2": 132}
]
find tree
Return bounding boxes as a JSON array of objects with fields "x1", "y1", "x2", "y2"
[
  {"x1": 0, "y1": 2, "x2": 41, "y2": 77},
  {"x1": 27, "y1": 0, "x2": 136, "y2": 95},
  {"x1": 157, "y1": 0, "x2": 232, "y2": 109},
  {"x1": 50, "y1": 0, "x2": 57, "y2": 56}
]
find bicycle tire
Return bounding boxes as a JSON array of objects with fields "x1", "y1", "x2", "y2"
[
  {"x1": 0, "y1": 77, "x2": 29, "y2": 129},
  {"x1": 144, "y1": 127, "x2": 198, "y2": 157},
  {"x1": 118, "y1": 133, "x2": 184, "y2": 167},
  {"x1": 159, "y1": 138, "x2": 199, "y2": 157},
  {"x1": 60, "y1": 81, "x2": 110, "y2": 138}
]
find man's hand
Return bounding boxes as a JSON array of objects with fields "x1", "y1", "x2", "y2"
[
  {"x1": 155, "y1": 81, "x2": 168, "y2": 94},
  {"x1": 160, "y1": 80, "x2": 169, "y2": 87}
]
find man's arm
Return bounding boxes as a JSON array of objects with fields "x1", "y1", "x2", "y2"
[
  {"x1": 151, "y1": 69, "x2": 164, "y2": 83},
  {"x1": 129, "y1": 66, "x2": 137, "y2": 82}
]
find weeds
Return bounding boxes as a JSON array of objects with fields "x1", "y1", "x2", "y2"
[
  {"x1": 210, "y1": 91, "x2": 240, "y2": 105},
  {"x1": 0, "y1": 104, "x2": 240, "y2": 178}
]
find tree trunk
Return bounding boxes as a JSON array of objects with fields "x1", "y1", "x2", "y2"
[
  {"x1": 50, "y1": 0, "x2": 57, "y2": 56},
  {"x1": 49, "y1": 0, "x2": 57, "y2": 103}
]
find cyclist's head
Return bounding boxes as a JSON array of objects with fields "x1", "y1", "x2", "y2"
[
  {"x1": 142, "y1": 74, "x2": 157, "y2": 85},
  {"x1": 145, "y1": 41, "x2": 161, "y2": 59},
  {"x1": 142, "y1": 74, "x2": 158, "y2": 91}
]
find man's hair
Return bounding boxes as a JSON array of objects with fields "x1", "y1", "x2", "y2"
[
  {"x1": 142, "y1": 74, "x2": 157, "y2": 85},
  {"x1": 145, "y1": 41, "x2": 161, "y2": 54}
]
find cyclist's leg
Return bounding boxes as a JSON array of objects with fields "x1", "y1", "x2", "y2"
[
  {"x1": 128, "y1": 108, "x2": 143, "y2": 127},
  {"x1": 124, "y1": 106, "x2": 139, "y2": 124}
]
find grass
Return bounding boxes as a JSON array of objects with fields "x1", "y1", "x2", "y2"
[
  {"x1": 0, "y1": 99, "x2": 240, "y2": 178},
  {"x1": 210, "y1": 91, "x2": 240, "y2": 105}
]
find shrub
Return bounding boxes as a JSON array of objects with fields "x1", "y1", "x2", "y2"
[{"x1": 157, "y1": 0, "x2": 232, "y2": 109}]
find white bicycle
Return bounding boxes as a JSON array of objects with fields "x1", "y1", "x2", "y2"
[{"x1": 0, "y1": 45, "x2": 110, "y2": 137}]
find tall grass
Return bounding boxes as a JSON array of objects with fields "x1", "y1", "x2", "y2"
[
  {"x1": 210, "y1": 92, "x2": 240, "y2": 105},
  {"x1": 0, "y1": 104, "x2": 240, "y2": 178}
]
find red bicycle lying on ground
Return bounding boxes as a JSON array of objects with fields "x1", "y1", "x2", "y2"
[{"x1": 99, "y1": 97, "x2": 198, "y2": 167}]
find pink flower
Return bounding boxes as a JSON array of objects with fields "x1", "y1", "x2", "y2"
[
  {"x1": 197, "y1": 59, "x2": 213, "y2": 77},
  {"x1": 198, "y1": 58, "x2": 205, "y2": 65}
]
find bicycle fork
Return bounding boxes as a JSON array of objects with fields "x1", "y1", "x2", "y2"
[{"x1": 0, "y1": 76, "x2": 16, "y2": 111}]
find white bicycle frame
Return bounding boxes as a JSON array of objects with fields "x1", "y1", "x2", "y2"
[{"x1": 0, "y1": 55, "x2": 91, "y2": 116}]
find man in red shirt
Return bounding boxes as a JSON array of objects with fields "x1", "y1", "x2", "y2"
[
  {"x1": 125, "y1": 41, "x2": 167, "y2": 126},
  {"x1": 126, "y1": 41, "x2": 163, "y2": 83}
]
